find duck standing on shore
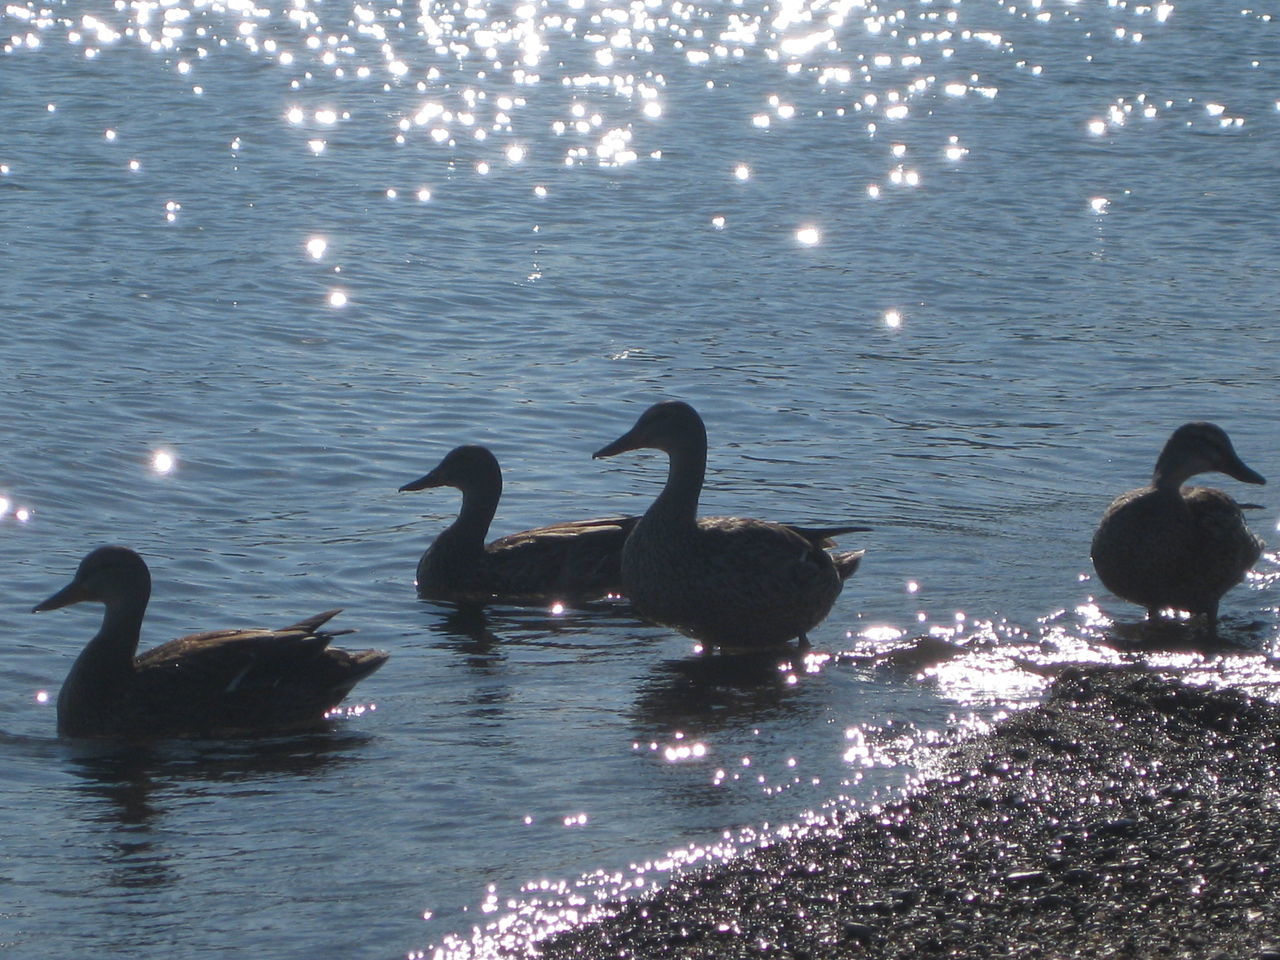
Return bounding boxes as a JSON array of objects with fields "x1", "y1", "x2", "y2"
[
  {"x1": 33, "y1": 546, "x2": 388, "y2": 738},
  {"x1": 593, "y1": 401, "x2": 865, "y2": 650},
  {"x1": 400, "y1": 444, "x2": 635, "y2": 603},
  {"x1": 1091, "y1": 422, "x2": 1266, "y2": 634}
]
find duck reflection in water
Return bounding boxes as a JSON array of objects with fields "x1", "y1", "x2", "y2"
[
  {"x1": 631, "y1": 648, "x2": 815, "y2": 735},
  {"x1": 421, "y1": 596, "x2": 651, "y2": 665},
  {"x1": 62, "y1": 734, "x2": 366, "y2": 898},
  {"x1": 65, "y1": 749, "x2": 178, "y2": 899},
  {"x1": 424, "y1": 601, "x2": 505, "y2": 664}
]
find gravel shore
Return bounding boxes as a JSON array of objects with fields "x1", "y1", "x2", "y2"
[{"x1": 523, "y1": 668, "x2": 1280, "y2": 959}]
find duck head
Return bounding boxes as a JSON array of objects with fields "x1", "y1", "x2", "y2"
[
  {"x1": 33, "y1": 546, "x2": 152, "y2": 613},
  {"x1": 593, "y1": 401, "x2": 707, "y2": 460},
  {"x1": 1152, "y1": 422, "x2": 1266, "y2": 490},
  {"x1": 400, "y1": 445, "x2": 502, "y2": 494}
]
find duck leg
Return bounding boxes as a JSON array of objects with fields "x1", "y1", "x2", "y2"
[{"x1": 1200, "y1": 602, "x2": 1220, "y2": 640}]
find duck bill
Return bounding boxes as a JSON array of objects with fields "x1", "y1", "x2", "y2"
[
  {"x1": 399, "y1": 469, "x2": 445, "y2": 492},
  {"x1": 1225, "y1": 455, "x2": 1266, "y2": 486},
  {"x1": 593, "y1": 430, "x2": 642, "y2": 460},
  {"x1": 32, "y1": 579, "x2": 89, "y2": 613}
]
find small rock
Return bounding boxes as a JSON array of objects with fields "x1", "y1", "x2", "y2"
[
  {"x1": 1006, "y1": 870, "x2": 1048, "y2": 885},
  {"x1": 841, "y1": 922, "x2": 875, "y2": 942}
]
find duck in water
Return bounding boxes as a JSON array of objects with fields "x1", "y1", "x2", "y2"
[
  {"x1": 400, "y1": 444, "x2": 635, "y2": 603},
  {"x1": 593, "y1": 401, "x2": 865, "y2": 649},
  {"x1": 1091, "y1": 422, "x2": 1265, "y2": 636},
  {"x1": 34, "y1": 546, "x2": 387, "y2": 738}
]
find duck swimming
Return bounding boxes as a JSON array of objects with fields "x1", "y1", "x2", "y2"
[
  {"x1": 593, "y1": 401, "x2": 866, "y2": 649},
  {"x1": 34, "y1": 546, "x2": 388, "y2": 738},
  {"x1": 1091, "y1": 422, "x2": 1266, "y2": 633},
  {"x1": 400, "y1": 444, "x2": 636, "y2": 603}
]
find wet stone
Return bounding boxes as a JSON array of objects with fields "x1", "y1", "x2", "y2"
[
  {"x1": 1005, "y1": 870, "x2": 1047, "y2": 886},
  {"x1": 1096, "y1": 817, "x2": 1139, "y2": 837},
  {"x1": 841, "y1": 923, "x2": 876, "y2": 942}
]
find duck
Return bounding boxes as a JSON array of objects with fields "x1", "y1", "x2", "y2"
[
  {"x1": 399, "y1": 444, "x2": 637, "y2": 603},
  {"x1": 593, "y1": 401, "x2": 866, "y2": 649},
  {"x1": 1090, "y1": 421, "x2": 1266, "y2": 633},
  {"x1": 33, "y1": 546, "x2": 388, "y2": 738}
]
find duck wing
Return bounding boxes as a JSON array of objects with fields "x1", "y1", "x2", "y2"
[
  {"x1": 130, "y1": 610, "x2": 387, "y2": 735},
  {"x1": 694, "y1": 518, "x2": 839, "y2": 584},
  {"x1": 489, "y1": 515, "x2": 637, "y2": 549},
  {"x1": 829, "y1": 549, "x2": 866, "y2": 582},
  {"x1": 1185, "y1": 487, "x2": 1265, "y2": 591},
  {"x1": 484, "y1": 516, "x2": 638, "y2": 599},
  {"x1": 785, "y1": 523, "x2": 872, "y2": 548},
  {"x1": 759, "y1": 524, "x2": 868, "y2": 582}
]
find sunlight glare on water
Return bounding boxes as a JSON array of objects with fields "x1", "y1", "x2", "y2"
[
  {"x1": 0, "y1": 0, "x2": 1100, "y2": 185},
  {"x1": 5, "y1": 0, "x2": 1280, "y2": 957}
]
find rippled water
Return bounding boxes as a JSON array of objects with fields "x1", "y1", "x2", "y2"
[{"x1": 2, "y1": 0, "x2": 1279, "y2": 956}]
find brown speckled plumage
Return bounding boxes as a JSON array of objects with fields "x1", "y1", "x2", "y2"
[
  {"x1": 401, "y1": 444, "x2": 635, "y2": 602},
  {"x1": 1091, "y1": 422, "x2": 1265, "y2": 630},
  {"x1": 34, "y1": 546, "x2": 387, "y2": 739},
  {"x1": 594, "y1": 401, "x2": 865, "y2": 649}
]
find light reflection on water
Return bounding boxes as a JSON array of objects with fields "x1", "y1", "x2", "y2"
[
  {"x1": 5, "y1": 0, "x2": 1178, "y2": 184},
  {"x1": 4, "y1": 0, "x2": 1280, "y2": 956}
]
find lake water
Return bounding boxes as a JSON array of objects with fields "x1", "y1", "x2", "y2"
[{"x1": 2, "y1": 0, "x2": 1278, "y2": 956}]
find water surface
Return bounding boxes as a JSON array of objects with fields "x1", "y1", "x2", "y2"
[{"x1": 2, "y1": 0, "x2": 1278, "y2": 956}]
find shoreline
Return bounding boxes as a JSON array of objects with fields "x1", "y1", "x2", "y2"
[{"x1": 499, "y1": 668, "x2": 1280, "y2": 959}]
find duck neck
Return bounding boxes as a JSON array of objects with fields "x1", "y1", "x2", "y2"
[
  {"x1": 1151, "y1": 455, "x2": 1197, "y2": 493},
  {"x1": 648, "y1": 439, "x2": 705, "y2": 528},
  {"x1": 76, "y1": 592, "x2": 148, "y2": 675},
  {"x1": 58, "y1": 590, "x2": 149, "y2": 733},
  {"x1": 447, "y1": 476, "x2": 501, "y2": 554}
]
